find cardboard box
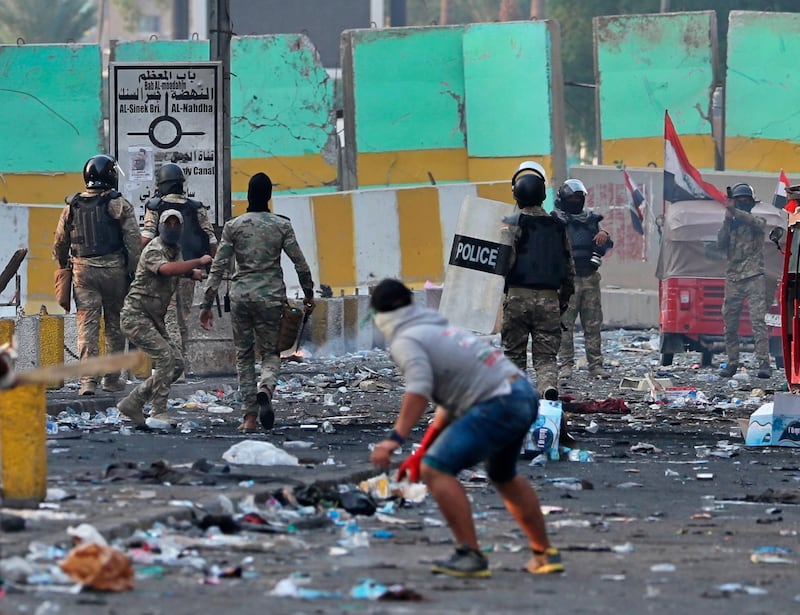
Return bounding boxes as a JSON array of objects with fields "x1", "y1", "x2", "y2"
[
  {"x1": 523, "y1": 399, "x2": 562, "y2": 459},
  {"x1": 743, "y1": 393, "x2": 800, "y2": 447}
]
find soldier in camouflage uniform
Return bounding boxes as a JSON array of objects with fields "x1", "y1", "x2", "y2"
[
  {"x1": 501, "y1": 162, "x2": 574, "y2": 401},
  {"x1": 200, "y1": 173, "x2": 315, "y2": 432},
  {"x1": 717, "y1": 183, "x2": 771, "y2": 379},
  {"x1": 553, "y1": 179, "x2": 614, "y2": 381},
  {"x1": 116, "y1": 210, "x2": 213, "y2": 427},
  {"x1": 142, "y1": 163, "x2": 217, "y2": 375},
  {"x1": 53, "y1": 154, "x2": 142, "y2": 395}
]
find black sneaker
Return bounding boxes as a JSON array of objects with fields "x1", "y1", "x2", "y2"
[
  {"x1": 543, "y1": 387, "x2": 559, "y2": 401},
  {"x1": 257, "y1": 392, "x2": 275, "y2": 431},
  {"x1": 431, "y1": 545, "x2": 490, "y2": 578}
]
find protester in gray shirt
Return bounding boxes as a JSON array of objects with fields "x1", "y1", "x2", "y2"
[{"x1": 369, "y1": 278, "x2": 564, "y2": 579}]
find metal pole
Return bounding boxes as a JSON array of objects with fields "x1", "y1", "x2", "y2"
[
  {"x1": 173, "y1": 0, "x2": 189, "y2": 40},
  {"x1": 209, "y1": 0, "x2": 232, "y2": 223},
  {"x1": 390, "y1": 0, "x2": 406, "y2": 27}
]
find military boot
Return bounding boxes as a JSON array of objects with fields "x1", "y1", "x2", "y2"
[
  {"x1": 117, "y1": 393, "x2": 146, "y2": 426},
  {"x1": 79, "y1": 379, "x2": 96, "y2": 396},
  {"x1": 589, "y1": 366, "x2": 610, "y2": 379},
  {"x1": 757, "y1": 363, "x2": 773, "y2": 379},
  {"x1": 257, "y1": 390, "x2": 275, "y2": 431},
  {"x1": 719, "y1": 363, "x2": 739, "y2": 378},
  {"x1": 101, "y1": 376, "x2": 126, "y2": 393}
]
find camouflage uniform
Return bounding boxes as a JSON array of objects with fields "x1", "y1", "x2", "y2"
[
  {"x1": 554, "y1": 208, "x2": 612, "y2": 376},
  {"x1": 559, "y1": 271, "x2": 604, "y2": 371},
  {"x1": 142, "y1": 194, "x2": 217, "y2": 364},
  {"x1": 118, "y1": 238, "x2": 184, "y2": 416},
  {"x1": 202, "y1": 212, "x2": 314, "y2": 417},
  {"x1": 717, "y1": 208, "x2": 769, "y2": 368},
  {"x1": 501, "y1": 205, "x2": 575, "y2": 394},
  {"x1": 53, "y1": 190, "x2": 141, "y2": 392}
]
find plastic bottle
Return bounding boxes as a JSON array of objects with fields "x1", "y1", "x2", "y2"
[
  {"x1": 338, "y1": 522, "x2": 370, "y2": 548},
  {"x1": 567, "y1": 449, "x2": 594, "y2": 462},
  {"x1": 45, "y1": 420, "x2": 59, "y2": 436}
]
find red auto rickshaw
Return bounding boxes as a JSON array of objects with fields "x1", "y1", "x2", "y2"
[{"x1": 656, "y1": 199, "x2": 786, "y2": 368}]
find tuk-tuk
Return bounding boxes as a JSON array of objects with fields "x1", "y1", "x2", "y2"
[{"x1": 656, "y1": 200, "x2": 786, "y2": 367}]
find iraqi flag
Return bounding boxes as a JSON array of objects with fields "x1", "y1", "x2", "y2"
[
  {"x1": 773, "y1": 169, "x2": 793, "y2": 212},
  {"x1": 622, "y1": 169, "x2": 645, "y2": 235},
  {"x1": 663, "y1": 111, "x2": 726, "y2": 204}
]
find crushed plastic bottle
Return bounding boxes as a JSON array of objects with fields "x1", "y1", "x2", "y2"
[
  {"x1": 45, "y1": 420, "x2": 59, "y2": 436},
  {"x1": 567, "y1": 449, "x2": 594, "y2": 462},
  {"x1": 338, "y1": 522, "x2": 370, "y2": 549}
]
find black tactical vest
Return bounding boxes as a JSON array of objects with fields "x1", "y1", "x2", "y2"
[
  {"x1": 146, "y1": 197, "x2": 210, "y2": 260},
  {"x1": 505, "y1": 214, "x2": 568, "y2": 290},
  {"x1": 69, "y1": 192, "x2": 123, "y2": 257},
  {"x1": 566, "y1": 214, "x2": 602, "y2": 276}
]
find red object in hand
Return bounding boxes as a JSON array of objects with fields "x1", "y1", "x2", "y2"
[{"x1": 396, "y1": 424, "x2": 441, "y2": 483}]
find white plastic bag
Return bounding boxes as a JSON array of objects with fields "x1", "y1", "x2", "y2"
[{"x1": 222, "y1": 440, "x2": 299, "y2": 466}]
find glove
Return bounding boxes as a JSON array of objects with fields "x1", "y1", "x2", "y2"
[{"x1": 396, "y1": 424, "x2": 441, "y2": 483}]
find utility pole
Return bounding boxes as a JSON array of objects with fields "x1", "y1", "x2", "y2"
[
  {"x1": 209, "y1": 0, "x2": 232, "y2": 223},
  {"x1": 660, "y1": 0, "x2": 670, "y2": 12},
  {"x1": 173, "y1": 0, "x2": 189, "y2": 40},
  {"x1": 390, "y1": 0, "x2": 406, "y2": 27},
  {"x1": 530, "y1": 0, "x2": 546, "y2": 19}
]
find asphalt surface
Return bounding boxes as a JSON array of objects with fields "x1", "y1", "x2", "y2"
[{"x1": 1, "y1": 332, "x2": 799, "y2": 614}]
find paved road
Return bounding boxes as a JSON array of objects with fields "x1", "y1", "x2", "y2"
[{"x1": 2, "y1": 337, "x2": 799, "y2": 614}]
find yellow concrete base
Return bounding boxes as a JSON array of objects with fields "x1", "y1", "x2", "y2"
[{"x1": 0, "y1": 383, "x2": 46, "y2": 508}]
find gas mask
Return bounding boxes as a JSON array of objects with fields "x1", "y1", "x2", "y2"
[
  {"x1": 560, "y1": 196, "x2": 585, "y2": 215},
  {"x1": 733, "y1": 197, "x2": 755, "y2": 213},
  {"x1": 159, "y1": 226, "x2": 182, "y2": 246}
]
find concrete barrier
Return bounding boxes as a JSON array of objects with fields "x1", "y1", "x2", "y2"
[
  {"x1": 0, "y1": 383, "x2": 47, "y2": 508},
  {"x1": 4, "y1": 284, "x2": 658, "y2": 378}
]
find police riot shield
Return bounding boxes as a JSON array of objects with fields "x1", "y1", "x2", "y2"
[{"x1": 438, "y1": 196, "x2": 515, "y2": 334}]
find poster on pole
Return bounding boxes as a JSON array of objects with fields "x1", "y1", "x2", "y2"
[{"x1": 109, "y1": 62, "x2": 223, "y2": 225}]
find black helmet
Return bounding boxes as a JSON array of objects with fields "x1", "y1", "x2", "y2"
[
  {"x1": 730, "y1": 183, "x2": 755, "y2": 200},
  {"x1": 729, "y1": 182, "x2": 756, "y2": 212},
  {"x1": 556, "y1": 178, "x2": 587, "y2": 214},
  {"x1": 83, "y1": 154, "x2": 118, "y2": 190},
  {"x1": 513, "y1": 173, "x2": 546, "y2": 208},
  {"x1": 156, "y1": 163, "x2": 185, "y2": 196}
]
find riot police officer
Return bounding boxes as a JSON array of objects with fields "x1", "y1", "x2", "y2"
[
  {"x1": 718, "y1": 183, "x2": 771, "y2": 379},
  {"x1": 501, "y1": 162, "x2": 575, "y2": 401},
  {"x1": 53, "y1": 154, "x2": 142, "y2": 395},
  {"x1": 141, "y1": 163, "x2": 217, "y2": 374},
  {"x1": 553, "y1": 179, "x2": 613, "y2": 381}
]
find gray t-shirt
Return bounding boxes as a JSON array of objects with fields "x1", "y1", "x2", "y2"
[{"x1": 374, "y1": 304, "x2": 522, "y2": 419}]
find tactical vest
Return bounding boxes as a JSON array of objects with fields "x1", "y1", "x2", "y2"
[
  {"x1": 69, "y1": 192, "x2": 123, "y2": 257},
  {"x1": 566, "y1": 214, "x2": 602, "y2": 276},
  {"x1": 146, "y1": 197, "x2": 210, "y2": 260},
  {"x1": 505, "y1": 214, "x2": 568, "y2": 290}
]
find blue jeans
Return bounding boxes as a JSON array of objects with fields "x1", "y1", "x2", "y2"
[{"x1": 424, "y1": 377, "x2": 538, "y2": 483}]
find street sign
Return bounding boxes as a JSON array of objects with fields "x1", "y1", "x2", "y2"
[{"x1": 109, "y1": 62, "x2": 223, "y2": 225}]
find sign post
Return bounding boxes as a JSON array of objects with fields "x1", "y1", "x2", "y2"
[{"x1": 109, "y1": 62, "x2": 224, "y2": 225}]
